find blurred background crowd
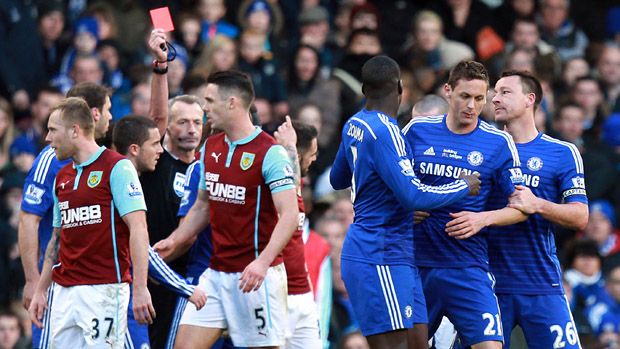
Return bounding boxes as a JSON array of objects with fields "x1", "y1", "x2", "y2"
[{"x1": 1, "y1": 0, "x2": 620, "y2": 348}]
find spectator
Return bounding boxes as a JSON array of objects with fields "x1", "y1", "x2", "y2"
[
  {"x1": 288, "y1": 44, "x2": 341, "y2": 150},
  {"x1": 493, "y1": 0, "x2": 538, "y2": 40},
  {"x1": 97, "y1": 40, "x2": 129, "y2": 92},
  {"x1": 84, "y1": 2, "x2": 119, "y2": 42},
  {"x1": 175, "y1": 12, "x2": 203, "y2": 62},
  {"x1": 7, "y1": 138, "x2": 36, "y2": 175},
  {"x1": 198, "y1": 0, "x2": 239, "y2": 43},
  {"x1": 552, "y1": 103, "x2": 617, "y2": 202},
  {"x1": 570, "y1": 76, "x2": 607, "y2": 136},
  {"x1": 555, "y1": 56, "x2": 590, "y2": 101},
  {"x1": 0, "y1": 100, "x2": 15, "y2": 172},
  {"x1": 427, "y1": 0, "x2": 498, "y2": 55},
  {"x1": 237, "y1": 0, "x2": 284, "y2": 55},
  {"x1": 538, "y1": 0, "x2": 589, "y2": 61},
  {"x1": 237, "y1": 30, "x2": 288, "y2": 117},
  {"x1": 564, "y1": 239, "x2": 606, "y2": 334},
  {"x1": 596, "y1": 265, "x2": 620, "y2": 347},
  {"x1": 0, "y1": 311, "x2": 24, "y2": 349},
  {"x1": 0, "y1": 0, "x2": 47, "y2": 111},
  {"x1": 583, "y1": 200, "x2": 620, "y2": 257},
  {"x1": 602, "y1": 113, "x2": 620, "y2": 154},
  {"x1": 400, "y1": 10, "x2": 474, "y2": 78},
  {"x1": 192, "y1": 35, "x2": 237, "y2": 78},
  {"x1": 315, "y1": 215, "x2": 359, "y2": 346},
  {"x1": 298, "y1": 6, "x2": 334, "y2": 73},
  {"x1": 58, "y1": 17, "x2": 100, "y2": 79},
  {"x1": 349, "y1": 3, "x2": 379, "y2": 32},
  {"x1": 596, "y1": 45, "x2": 620, "y2": 113},
  {"x1": 501, "y1": 17, "x2": 560, "y2": 75},
  {"x1": 37, "y1": 2, "x2": 67, "y2": 78}
]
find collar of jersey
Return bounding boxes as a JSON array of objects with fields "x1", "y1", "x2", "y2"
[
  {"x1": 224, "y1": 126, "x2": 261, "y2": 146},
  {"x1": 73, "y1": 146, "x2": 106, "y2": 169}
]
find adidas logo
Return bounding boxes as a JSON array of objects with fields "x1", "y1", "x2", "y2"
[{"x1": 423, "y1": 147, "x2": 435, "y2": 156}]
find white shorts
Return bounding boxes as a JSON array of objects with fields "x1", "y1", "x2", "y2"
[
  {"x1": 285, "y1": 292, "x2": 322, "y2": 349},
  {"x1": 180, "y1": 264, "x2": 288, "y2": 347},
  {"x1": 43, "y1": 282, "x2": 130, "y2": 349}
]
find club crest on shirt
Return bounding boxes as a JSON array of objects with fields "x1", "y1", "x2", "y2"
[
  {"x1": 240, "y1": 152, "x2": 255, "y2": 170},
  {"x1": 87, "y1": 171, "x2": 103, "y2": 188},
  {"x1": 405, "y1": 305, "x2": 413, "y2": 319},
  {"x1": 467, "y1": 151, "x2": 484, "y2": 166},
  {"x1": 526, "y1": 157, "x2": 544, "y2": 171}
]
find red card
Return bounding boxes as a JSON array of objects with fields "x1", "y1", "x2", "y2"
[{"x1": 150, "y1": 7, "x2": 174, "y2": 32}]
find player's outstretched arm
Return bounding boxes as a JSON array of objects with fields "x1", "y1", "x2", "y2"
[
  {"x1": 239, "y1": 188, "x2": 299, "y2": 293},
  {"x1": 148, "y1": 28, "x2": 170, "y2": 137},
  {"x1": 445, "y1": 207, "x2": 528, "y2": 239},
  {"x1": 147, "y1": 246, "x2": 207, "y2": 309},
  {"x1": 154, "y1": 188, "x2": 210, "y2": 261},
  {"x1": 508, "y1": 185, "x2": 588, "y2": 230},
  {"x1": 123, "y1": 210, "x2": 156, "y2": 325},
  {"x1": 18, "y1": 212, "x2": 42, "y2": 310},
  {"x1": 29, "y1": 227, "x2": 60, "y2": 328}
]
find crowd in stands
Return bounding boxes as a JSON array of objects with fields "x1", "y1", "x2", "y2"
[{"x1": 1, "y1": 0, "x2": 620, "y2": 348}]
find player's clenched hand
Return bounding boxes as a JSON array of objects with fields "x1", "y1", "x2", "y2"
[
  {"x1": 460, "y1": 172, "x2": 481, "y2": 196},
  {"x1": 148, "y1": 29, "x2": 168, "y2": 62},
  {"x1": 153, "y1": 238, "x2": 175, "y2": 260},
  {"x1": 274, "y1": 115, "x2": 297, "y2": 148},
  {"x1": 413, "y1": 211, "x2": 430, "y2": 224},
  {"x1": 445, "y1": 211, "x2": 488, "y2": 239},
  {"x1": 508, "y1": 185, "x2": 539, "y2": 215},
  {"x1": 28, "y1": 290, "x2": 47, "y2": 328},
  {"x1": 239, "y1": 258, "x2": 269, "y2": 293},
  {"x1": 132, "y1": 286, "x2": 156, "y2": 325},
  {"x1": 188, "y1": 286, "x2": 207, "y2": 310}
]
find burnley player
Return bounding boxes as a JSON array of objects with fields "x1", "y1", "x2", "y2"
[
  {"x1": 274, "y1": 118, "x2": 322, "y2": 348},
  {"x1": 154, "y1": 70, "x2": 299, "y2": 349},
  {"x1": 329, "y1": 56, "x2": 480, "y2": 349},
  {"x1": 486, "y1": 71, "x2": 587, "y2": 348},
  {"x1": 402, "y1": 61, "x2": 526, "y2": 349},
  {"x1": 29, "y1": 98, "x2": 155, "y2": 347}
]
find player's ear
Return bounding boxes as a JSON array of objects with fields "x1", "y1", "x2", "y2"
[
  {"x1": 91, "y1": 107, "x2": 101, "y2": 122},
  {"x1": 443, "y1": 83, "x2": 451, "y2": 98},
  {"x1": 398, "y1": 80, "x2": 403, "y2": 95},
  {"x1": 361, "y1": 83, "x2": 367, "y2": 95},
  {"x1": 128, "y1": 144, "x2": 139, "y2": 157}
]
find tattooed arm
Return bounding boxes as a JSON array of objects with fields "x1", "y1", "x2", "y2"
[
  {"x1": 274, "y1": 116, "x2": 301, "y2": 185},
  {"x1": 29, "y1": 227, "x2": 61, "y2": 328}
]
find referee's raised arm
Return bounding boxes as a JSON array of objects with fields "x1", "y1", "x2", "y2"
[{"x1": 148, "y1": 29, "x2": 170, "y2": 137}]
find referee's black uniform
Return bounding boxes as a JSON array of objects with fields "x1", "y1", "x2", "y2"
[{"x1": 140, "y1": 148, "x2": 191, "y2": 349}]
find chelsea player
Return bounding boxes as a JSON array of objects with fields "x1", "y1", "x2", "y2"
[
  {"x1": 486, "y1": 70, "x2": 588, "y2": 349},
  {"x1": 402, "y1": 61, "x2": 526, "y2": 349},
  {"x1": 330, "y1": 55, "x2": 481, "y2": 349}
]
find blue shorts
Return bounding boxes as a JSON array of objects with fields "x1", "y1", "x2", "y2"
[
  {"x1": 127, "y1": 297, "x2": 150, "y2": 348},
  {"x1": 341, "y1": 259, "x2": 427, "y2": 336},
  {"x1": 419, "y1": 267, "x2": 503, "y2": 347},
  {"x1": 498, "y1": 293, "x2": 581, "y2": 349}
]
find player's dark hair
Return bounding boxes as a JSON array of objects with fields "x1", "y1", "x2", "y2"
[
  {"x1": 207, "y1": 70, "x2": 255, "y2": 108},
  {"x1": 67, "y1": 82, "x2": 109, "y2": 111},
  {"x1": 501, "y1": 70, "x2": 543, "y2": 111},
  {"x1": 112, "y1": 115, "x2": 158, "y2": 155},
  {"x1": 447, "y1": 61, "x2": 489, "y2": 89},
  {"x1": 293, "y1": 122, "x2": 318, "y2": 153},
  {"x1": 361, "y1": 55, "x2": 400, "y2": 99}
]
